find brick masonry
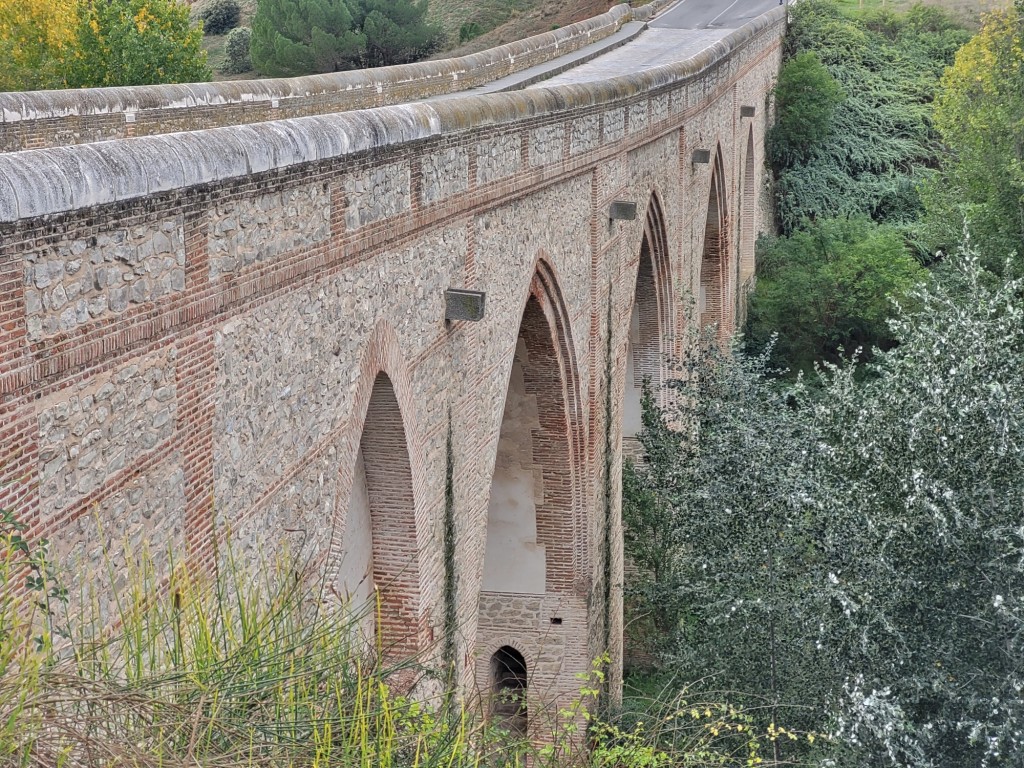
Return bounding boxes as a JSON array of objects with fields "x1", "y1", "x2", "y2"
[{"x1": 0, "y1": 6, "x2": 784, "y2": 735}]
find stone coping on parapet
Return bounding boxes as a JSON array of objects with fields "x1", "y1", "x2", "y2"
[
  {"x1": 0, "y1": 4, "x2": 786, "y2": 223},
  {"x1": 0, "y1": 4, "x2": 631, "y2": 141}
]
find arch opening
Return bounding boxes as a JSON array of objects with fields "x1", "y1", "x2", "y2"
[
  {"x1": 338, "y1": 372, "x2": 420, "y2": 655},
  {"x1": 481, "y1": 295, "x2": 574, "y2": 595},
  {"x1": 490, "y1": 646, "x2": 528, "y2": 735},
  {"x1": 699, "y1": 149, "x2": 731, "y2": 336},
  {"x1": 624, "y1": 195, "x2": 672, "y2": 455},
  {"x1": 739, "y1": 127, "x2": 757, "y2": 289},
  {"x1": 476, "y1": 265, "x2": 586, "y2": 723}
]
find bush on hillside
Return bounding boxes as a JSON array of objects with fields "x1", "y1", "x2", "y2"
[
  {"x1": 198, "y1": 0, "x2": 240, "y2": 34},
  {"x1": 223, "y1": 26, "x2": 252, "y2": 72}
]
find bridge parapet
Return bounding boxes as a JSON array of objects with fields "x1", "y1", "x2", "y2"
[
  {"x1": 0, "y1": 4, "x2": 633, "y2": 153},
  {"x1": 0, "y1": 6, "x2": 784, "y2": 224}
]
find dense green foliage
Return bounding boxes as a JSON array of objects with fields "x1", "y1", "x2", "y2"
[
  {"x1": 358, "y1": 0, "x2": 443, "y2": 66},
  {"x1": 746, "y1": 217, "x2": 924, "y2": 371},
  {"x1": 773, "y1": 1, "x2": 970, "y2": 233},
  {"x1": 250, "y1": 0, "x2": 441, "y2": 76},
  {"x1": 251, "y1": 0, "x2": 364, "y2": 75},
  {"x1": 766, "y1": 51, "x2": 844, "y2": 169},
  {"x1": 0, "y1": 0, "x2": 209, "y2": 89},
  {"x1": 0, "y1": 0, "x2": 78, "y2": 90},
  {"x1": 224, "y1": 25, "x2": 252, "y2": 72},
  {"x1": 626, "y1": 253, "x2": 1024, "y2": 768},
  {"x1": 197, "y1": 0, "x2": 241, "y2": 34},
  {"x1": 748, "y1": 1, "x2": 970, "y2": 376},
  {"x1": 925, "y1": 0, "x2": 1024, "y2": 265},
  {"x1": 65, "y1": 0, "x2": 210, "y2": 87}
]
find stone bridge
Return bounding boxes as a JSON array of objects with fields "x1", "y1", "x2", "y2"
[{"x1": 0, "y1": 1, "x2": 785, "y2": 733}]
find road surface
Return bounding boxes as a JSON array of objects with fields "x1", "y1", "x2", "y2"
[
  {"x1": 532, "y1": 0, "x2": 782, "y2": 88},
  {"x1": 652, "y1": 0, "x2": 784, "y2": 30}
]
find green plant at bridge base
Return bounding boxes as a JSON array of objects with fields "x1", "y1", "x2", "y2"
[
  {"x1": 1, "y1": 518, "x2": 809, "y2": 768},
  {"x1": 745, "y1": 216, "x2": 924, "y2": 374}
]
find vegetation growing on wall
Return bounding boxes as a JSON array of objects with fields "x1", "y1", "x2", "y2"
[{"x1": 442, "y1": 412, "x2": 459, "y2": 696}]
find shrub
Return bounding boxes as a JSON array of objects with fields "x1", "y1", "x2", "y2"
[
  {"x1": 458, "y1": 21, "x2": 482, "y2": 42},
  {"x1": 223, "y1": 25, "x2": 251, "y2": 73},
  {"x1": 198, "y1": 0, "x2": 240, "y2": 35}
]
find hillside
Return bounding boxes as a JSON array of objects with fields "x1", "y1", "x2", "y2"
[{"x1": 194, "y1": 0, "x2": 614, "y2": 79}]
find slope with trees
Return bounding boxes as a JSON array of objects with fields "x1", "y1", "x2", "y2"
[
  {"x1": 747, "y1": 1, "x2": 970, "y2": 375},
  {"x1": 625, "y1": 3, "x2": 1024, "y2": 766},
  {"x1": 925, "y1": 0, "x2": 1024, "y2": 265}
]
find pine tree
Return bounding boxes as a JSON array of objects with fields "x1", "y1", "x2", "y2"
[
  {"x1": 352, "y1": 0, "x2": 441, "y2": 67},
  {"x1": 250, "y1": 0, "x2": 364, "y2": 76}
]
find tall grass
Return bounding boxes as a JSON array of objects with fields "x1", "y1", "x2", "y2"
[
  {"x1": 1, "y1": 515, "x2": 799, "y2": 768},
  {"x1": 0, "y1": 536, "x2": 494, "y2": 768}
]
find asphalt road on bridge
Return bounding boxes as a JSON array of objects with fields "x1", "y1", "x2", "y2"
[
  {"x1": 534, "y1": 0, "x2": 782, "y2": 88},
  {"x1": 652, "y1": 0, "x2": 784, "y2": 30}
]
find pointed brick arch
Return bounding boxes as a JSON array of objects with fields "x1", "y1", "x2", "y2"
[
  {"x1": 738, "y1": 126, "x2": 757, "y2": 290},
  {"x1": 699, "y1": 146, "x2": 732, "y2": 336},
  {"x1": 476, "y1": 258, "x2": 588, "y2": 726},
  {"x1": 623, "y1": 192, "x2": 673, "y2": 452},
  {"x1": 333, "y1": 324, "x2": 428, "y2": 657},
  {"x1": 480, "y1": 260, "x2": 584, "y2": 596}
]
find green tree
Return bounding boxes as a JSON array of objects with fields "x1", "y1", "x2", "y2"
[
  {"x1": 926, "y1": 2, "x2": 1024, "y2": 264},
  {"x1": 770, "y1": 0, "x2": 969, "y2": 234},
  {"x1": 745, "y1": 217, "x2": 924, "y2": 374},
  {"x1": 767, "y1": 50, "x2": 844, "y2": 169},
  {"x1": 250, "y1": 0, "x2": 364, "y2": 76},
  {"x1": 0, "y1": 0, "x2": 79, "y2": 90},
  {"x1": 66, "y1": 0, "x2": 210, "y2": 87},
  {"x1": 352, "y1": 0, "x2": 441, "y2": 67}
]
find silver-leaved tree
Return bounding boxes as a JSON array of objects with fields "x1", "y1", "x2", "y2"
[{"x1": 624, "y1": 251, "x2": 1024, "y2": 768}]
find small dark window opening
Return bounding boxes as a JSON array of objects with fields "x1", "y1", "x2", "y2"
[{"x1": 490, "y1": 646, "x2": 528, "y2": 736}]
